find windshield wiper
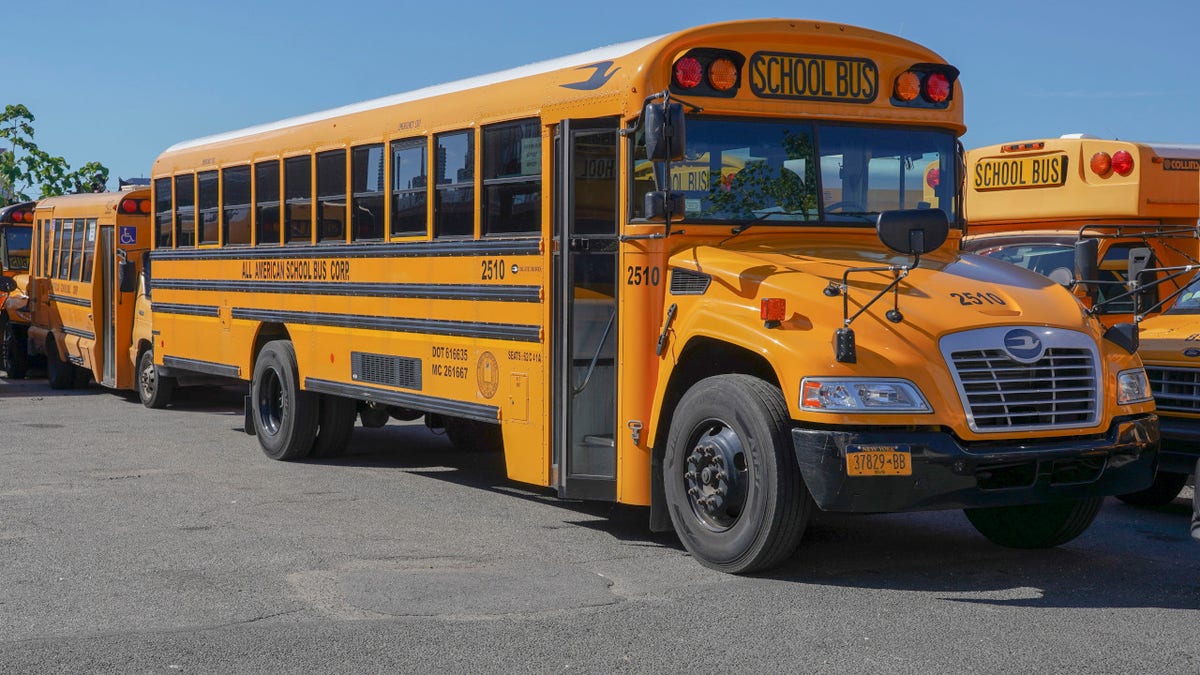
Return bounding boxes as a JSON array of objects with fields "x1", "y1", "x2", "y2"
[{"x1": 729, "y1": 211, "x2": 792, "y2": 235}]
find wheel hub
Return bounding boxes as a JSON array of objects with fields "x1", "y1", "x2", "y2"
[{"x1": 683, "y1": 424, "x2": 748, "y2": 530}]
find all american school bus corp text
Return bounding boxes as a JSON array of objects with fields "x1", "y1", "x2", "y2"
[{"x1": 239, "y1": 259, "x2": 351, "y2": 282}]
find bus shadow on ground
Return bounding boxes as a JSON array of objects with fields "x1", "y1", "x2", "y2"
[
  {"x1": 245, "y1": 420, "x2": 1200, "y2": 610},
  {"x1": 768, "y1": 503, "x2": 1200, "y2": 611}
]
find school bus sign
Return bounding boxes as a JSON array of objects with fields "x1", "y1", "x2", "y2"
[{"x1": 973, "y1": 154, "x2": 1069, "y2": 190}]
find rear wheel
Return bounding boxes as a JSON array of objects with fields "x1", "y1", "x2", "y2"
[
  {"x1": 251, "y1": 340, "x2": 317, "y2": 461},
  {"x1": 663, "y1": 374, "x2": 811, "y2": 574},
  {"x1": 1116, "y1": 471, "x2": 1188, "y2": 507},
  {"x1": 137, "y1": 348, "x2": 175, "y2": 409},
  {"x1": 310, "y1": 394, "x2": 357, "y2": 458},
  {"x1": 964, "y1": 497, "x2": 1103, "y2": 548},
  {"x1": 443, "y1": 418, "x2": 503, "y2": 453},
  {"x1": 46, "y1": 339, "x2": 76, "y2": 390},
  {"x1": 1, "y1": 319, "x2": 27, "y2": 380}
]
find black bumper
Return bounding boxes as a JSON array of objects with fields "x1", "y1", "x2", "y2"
[
  {"x1": 1157, "y1": 417, "x2": 1200, "y2": 475},
  {"x1": 791, "y1": 414, "x2": 1159, "y2": 513}
]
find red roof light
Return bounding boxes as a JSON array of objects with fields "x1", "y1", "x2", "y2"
[
  {"x1": 674, "y1": 57, "x2": 703, "y2": 89},
  {"x1": 924, "y1": 72, "x2": 951, "y2": 103},
  {"x1": 1111, "y1": 150, "x2": 1135, "y2": 176}
]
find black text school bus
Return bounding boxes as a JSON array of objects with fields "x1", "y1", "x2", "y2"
[
  {"x1": 24, "y1": 188, "x2": 176, "y2": 406},
  {"x1": 0, "y1": 201, "x2": 36, "y2": 378},
  {"x1": 149, "y1": 19, "x2": 1157, "y2": 572}
]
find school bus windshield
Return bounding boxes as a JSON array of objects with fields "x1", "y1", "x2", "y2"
[
  {"x1": 1, "y1": 226, "x2": 32, "y2": 271},
  {"x1": 634, "y1": 119, "x2": 957, "y2": 225},
  {"x1": 1164, "y1": 273, "x2": 1200, "y2": 314}
]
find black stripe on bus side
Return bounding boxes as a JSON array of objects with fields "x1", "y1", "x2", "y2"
[
  {"x1": 49, "y1": 294, "x2": 91, "y2": 308},
  {"x1": 162, "y1": 356, "x2": 241, "y2": 379},
  {"x1": 149, "y1": 238, "x2": 541, "y2": 262},
  {"x1": 151, "y1": 278, "x2": 541, "y2": 303},
  {"x1": 229, "y1": 307, "x2": 540, "y2": 343},
  {"x1": 61, "y1": 326, "x2": 95, "y2": 340},
  {"x1": 151, "y1": 302, "x2": 221, "y2": 318},
  {"x1": 305, "y1": 378, "x2": 499, "y2": 424}
]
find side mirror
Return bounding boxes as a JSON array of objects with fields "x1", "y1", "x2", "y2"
[
  {"x1": 118, "y1": 261, "x2": 138, "y2": 293},
  {"x1": 1104, "y1": 322, "x2": 1139, "y2": 354},
  {"x1": 1073, "y1": 238, "x2": 1100, "y2": 302},
  {"x1": 876, "y1": 209, "x2": 948, "y2": 256},
  {"x1": 0, "y1": 276, "x2": 15, "y2": 293},
  {"x1": 1127, "y1": 247, "x2": 1157, "y2": 312},
  {"x1": 643, "y1": 191, "x2": 685, "y2": 222},
  {"x1": 644, "y1": 102, "x2": 685, "y2": 162}
]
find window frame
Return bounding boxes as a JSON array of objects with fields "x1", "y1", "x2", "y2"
[
  {"x1": 433, "y1": 130, "x2": 475, "y2": 239},
  {"x1": 315, "y1": 149, "x2": 347, "y2": 244},
  {"x1": 390, "y1": 137, "x2": 429, "y2": 238},
  {"x1": 481, "y1": 119, "x2": 542, "y2": 236},
  {"x1": 254, "y1": 160, "x2": 282, "y2": 246},
  {"x1": 284, "y1": 155, "x2": 313, "y2": 245},
  {"x1": 222, "y1": 164, "x2": 252, "y2": 246},
  {"x1": 351, "y1": 143, "x2": 386, "y2": 241}
]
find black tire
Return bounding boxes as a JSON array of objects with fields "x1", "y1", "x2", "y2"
[
  {"x1": 444, "y1": 418, "x2": 504, "y2": 453},
  {"x1": 1115, "y1": 471, "x2": 1189, "y2": 507},
  {"x1": 250, "y1": 340, "x2": 318, "y2": 461},
  {"x1": 663, "y1": 374, "x2": 811, "y2": 574},
  {"x1": 137, "y1": 348, "x2": 175, "y2": 409},
  {"x1": 1, "y1": 319, "x2": 27, "y2": 380},
  {"x1": 46, "y1": 339, "x2": 76, "y2": 390},
  {"x1": 310, "y1": 394, "x2": 357, "y2": 458},
  {"x1": 964, "y1": 497, "x2": 1103, "y2": 549}
]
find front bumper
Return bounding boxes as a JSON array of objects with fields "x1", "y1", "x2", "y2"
[
  {"x1": 792, "y1": 414, "x2": 1158, "y2": 513},
  {"x1": 1157, "y1": 417, "x2": 1200, "y2": 475}
]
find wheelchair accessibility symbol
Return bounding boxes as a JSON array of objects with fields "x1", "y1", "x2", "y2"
[{"x1": 119, "y1": 226, "x2": 137, "y2": 245}]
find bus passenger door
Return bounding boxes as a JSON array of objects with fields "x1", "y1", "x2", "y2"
[
  {"x1": 99, "y1": 225, "x2": 116, "y2": 386},
  {"x1": 553, "y1": 118, "x2": 619, "y2": 500}
]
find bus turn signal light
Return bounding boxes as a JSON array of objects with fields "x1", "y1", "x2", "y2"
[
  {"x1": 1090, "y1": 152, "x2": 1112, "y2": 176},
  {"x1": 708, "y1": 58, "x2": 738, "y2": 91},
  {"x1": 1111, "y1": 150, "x2": 1134, "y2": 175},
  {"x1": 894, "y1": 71, "x2": 920, "y2": 101},
  {"x1": 761, "y1": 298, "x2": 786, "y2": 326}
]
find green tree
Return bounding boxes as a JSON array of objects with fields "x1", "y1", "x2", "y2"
[{"x1": 0, "y1": 104, "x2": 110, "y2": 203}]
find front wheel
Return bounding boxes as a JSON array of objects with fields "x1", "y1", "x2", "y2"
[
  {"x1": 1116, "y1": 471, "x2": 1188, "y2": 507},
  {"x1": 251, "y1": 340, "x2": 318, "y2": 461},
  {"x1": 663, "y1": 374, "x2": 811, "y2": 574},
  {"x1": 964, "y1": 497, "x2": 1103, "y2": 549},
  {"x1": 1, "y1": 319, "x2": 27, "y2": 380},
  {"x1": 46, "y1": 338, "x2": 76, "y2": 390},
  {"x1": 137, "y1": 348, "x2": 176, "y2": 409}
]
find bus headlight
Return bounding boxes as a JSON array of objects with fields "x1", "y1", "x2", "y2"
[
  {"x1": 800, "y1": 378, "x2": 932, "y2": 413},
  {"x1": 1117, "y1": 369, "x2": 1153, "y2": 405}
]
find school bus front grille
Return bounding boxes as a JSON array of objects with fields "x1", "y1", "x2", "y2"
[
  {"x1": 1145, "y1": 366, "x2": 1200, "y2": 412},
  {"x1": 949, "y1": 347, "x2": 1098, "y2": 432}
]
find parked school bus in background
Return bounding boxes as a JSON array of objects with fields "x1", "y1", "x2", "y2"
[
  {"x1": 964, "y1": 136, "x2": 1200, "y2": 505},
  {"x1": 963, "y1": 135, "x2": 1200, "y2": 323},
  {"x1": 0, "y1": 201, "x2": 37, "y2": 379},
  {"x1": 24, "y1": 188, "x2": 176, "y2": 406},
  {"x1": 149, "y1": 19, "x2": 1157, "y2": 573},
  {"x1": 1131, "y1": 167, "x2": 1200, "y2": 505}
]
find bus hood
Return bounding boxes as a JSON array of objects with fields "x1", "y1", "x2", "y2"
[
  {"x1": 672, "y1": 236, "x2": 1096, "y2": 338},
  {"x1": 1134, "y1": 313, "x2": 1200, "y2": 366}
]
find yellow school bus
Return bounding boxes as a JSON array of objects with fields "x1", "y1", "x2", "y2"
[
  {"x1": 24, "y1": 188, "x2": 174, "y2": 406},
  {"x1": 1131, "y1": 167, "x2": 1200, "y2": 506},
  {"x1": 0, "y1": 201, "x2": 36, "y2": 379},
  {"x1": 149, "y1": 19, "x2": 1157, "y2": 573},
  {"x1": 963, "y1": 136, "x2": 1200, "y2": 323},
  {"x1": 964, "y1": 137, "x2": 1200, "y2": 506}
]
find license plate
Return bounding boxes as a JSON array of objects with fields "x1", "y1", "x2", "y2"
[
  {"x1": 972, "y1": 154, "x2": 1068, "y2": 191},
  {"x1": 846, "y1": 445, "x2": 912, "y2": 476}
]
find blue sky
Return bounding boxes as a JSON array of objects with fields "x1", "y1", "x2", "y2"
[{"x1": 7, "y1": 0, "x2": 1197, "y2": 187}]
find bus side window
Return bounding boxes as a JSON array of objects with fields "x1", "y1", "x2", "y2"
[
  {"x1": 390, "y1": 138, "x2": 427, "y2": 238},
  {"x1": 254, "y1": 161, "x2": 281, "y2": 245},
  {"x1": 352, "y1": 144, "x2": 385, "y2": 241},
  {"x1": 174, "y1": 174, "x2": 196, "y2": 247},
  {"x1": 317, "y1": 150, "x2": 347, "y2": 243},
  {"x1": 434, "y1": 131, "x2": 474, "y2": 238},
  {"x1": 222, "y1": 165, "x2": 252, "y2": 246},
  {"x1": 284, "y1": 156, "x2": 312, "y2": 244}
]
